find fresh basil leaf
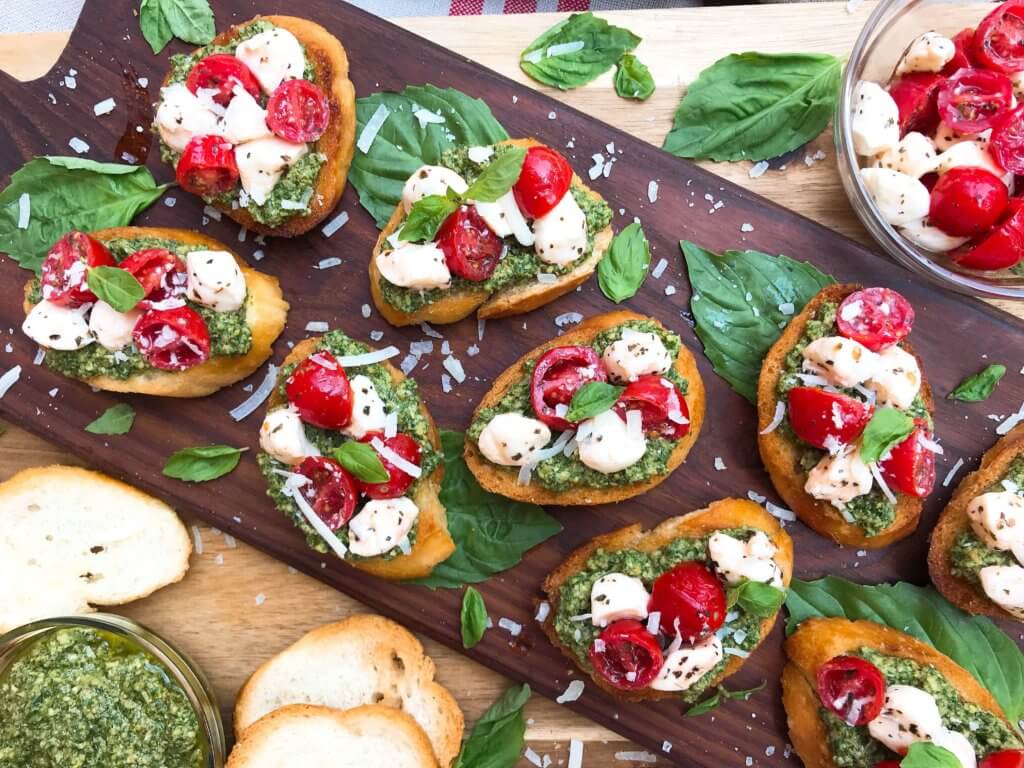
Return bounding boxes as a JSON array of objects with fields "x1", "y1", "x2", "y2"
[
  {"x1": 614, "y1": 53, "x2": 655, "y2": 101},
  {"x1": 663, "y1": 52, "x2": 841, "y2": 162},
  {"x1": 682, "y1": 241, "x2": 835, "y2": 404},
  {"x1": 520, "y1": 12, "x2": 641, "y2": 90},
  {"x1": 949, "y1": 363, "x2": 1007, "y2": 403},
  {"x1": 350, "y1": 86, "x2": 509, "y2": 228},
  {"x1": 900, "y1": 742, "x2": 961, "y2": 768},
  {"x1": 333, "y1": 441, "x2": 389, "y2": 484},
  {"x1": 785, "y1": 576, "x2": 1024, "y2": 726},
  {"x1": 157, "y1": 0, "x2": 215, "y2": 46},
  {"x1": 726, "y1": 580, "x2": 786, "y2": 618},
  {"x1": 598, "y1": 221, "x2": 650, "y2": 303},
  {"x1": 686, "y1": 681, "x2": 766, "y2": 716},
  {"x1": 139, "y1": 0, "x2": 173, "y2": 54},
  {"x1": 723, "y1": 680, "x2": 767, "y2": 701},
  {"x1": 0, "y1": 157, "x2": 170, "y2": 274},
  {"x1": 460, "y1": 586, "x2": 488, "y2": 649},
  {"x1": 859, "y1": 407, "x2": 915, "y2": 465},
  {"x1": 453, "y1": 684, "x2": 531, "y2": 768},
  {"x1": 399, "y1": 195, "x2": 460, "y2": 243},
  {"x1": 163, "y1": 444, "x2": 247, "y2": 482},
  {"x1": 463, "y1": 147, "x2": 527, "y2": 203},
  {"x1": 411, "y1": 431, "x2": 562, "y2": 588},
  {"x1": 566, "y1": 381, "x2": 625, "y2": 423},
  {"x1": 85, "y1": 403, "x2": 136, "y2": 435},
  {"x1": 87, "y1": 266, "x2": 145, "y2": 312}
]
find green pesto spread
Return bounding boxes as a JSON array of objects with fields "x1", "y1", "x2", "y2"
[
  {"x1": 378, "y1": 144, "x2": 614, "y2": 314},
  {"x1": 949, "y1": 456, "x2": 1024, "y2": 584},
  {"x1": 0, "y1": 627, "x2": 204, "y2": 768}
]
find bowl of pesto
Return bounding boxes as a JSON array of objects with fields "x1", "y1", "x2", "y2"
[{"x1": 0, "y1": 614, "x2": 225, "y2": 768}]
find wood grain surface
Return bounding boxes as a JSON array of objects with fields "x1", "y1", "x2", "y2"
[{"x1": 1, "y1": 3, "x2": 1023, "y2": 766}]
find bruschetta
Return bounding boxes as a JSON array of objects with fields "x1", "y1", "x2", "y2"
[
  {"x1": 257, "y1": 330, "x2": 454, "y2": 580},
  {"x1": 757, "y1": 284, "x2": 936, "y2": 549},
  {"x1": 782, "y1": 617, "x2": 1023, "y2": 768},
  {"x1": 464, "y1": 310, "x2": 704, "y2": 505},
  {"x1": 369, "y1": 138, "x2": 614, "y2": 326},
  {"x1": 540, "y1": 498, "x2": 793, "y2": 703},
  {"x1": 154, "y1": 15, "x2": 356, "y2": 236},
  {"x1": 929, "y1": 424, "x2": 1024, "y2": 622},
  {"x1": 21, "y1": 227, "x2": 288, "y2": 397}
]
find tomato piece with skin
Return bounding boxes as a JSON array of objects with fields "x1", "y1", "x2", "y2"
[
  {"x1": 295, "y1": 456, "x2": 358, "y2": 530},
  {"x1": 648, "y1": 562, "x2": 727, "y2": 641},
  {"x1": 952, "y1": 199, "x2": 1024, "y2": 269},
  {"x1": 132, "y1": 306, "x2": 211, "y2": 372},
  {"x1": 928, "y1": 167, "x2": 1009, "y2": 237},
  {"x1": 836, "y1": 288, "x2": 915, "y2": 352},
  {"x1": 888, "y1": 72, "x2": 943, "y2": 136},
  {"x1": 118, "y1": 248, "x2": 187, "y2": 308},
  {"x1": 937, "y1": 68, "x2": 1013, "y2": 134},
  {"x1": 973, "y1": 0, "x2": 1024, "y2": 74},
  {"x1": 266, "y1": 79, "x2": 330, "y2": 143},
  {"x1": 357, "y1": 432, "x2": 422, "y2": 500},
  {"x1": 529, "y1": 346, "x2": 607, "y2": 431},
  {"x1": 588, "y1": 619, "x2": 664, "y2": 691},
  {"x1": 512, "y1": 145, "x2": 573, "y2": 219},
  {"x1": 285, "y1": 351, "x2": 354, "y2": 430},
  {"x1": 980, "y1": 750, "x2": 1024, "y2": 768},
  {"x1": 176, "y1": 135, "x2": 240, "y2": 197},
  {"x1": 435, "y1": 205, "x2": 504, "y2": 282},
  {"x1": 991, "y1": 104, "x2": 1024, "y2": 175},
  {"x1": 880, "y1": 422, "x2": 936, "y2": 499},
  {"x1": 613, "y1": 375, "x2": 690, "y2": 440},
  {"x1": 786, "y1": 387, "x2": 874, "y2": 450},
  {"x1": 875, "y1": 762, "x2": 902, "y2": 768},
  {"x1": 816, "y1": 655, "x2": 886, "y2": 726},
  {"x1": 40, "y1": 231, "x2": 116, "y2": 307},
  {"x1": 186, "y1": 54, "x2": 261, "y2": 106},
  {"x1": 942, "y1": 27, "x2": 978, "y2": 75}
]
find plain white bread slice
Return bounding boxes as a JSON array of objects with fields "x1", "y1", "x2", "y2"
[
  {"x1": 226, "y1": 704, "x2": 438, "y2": 768},
  {"x1": 0, "y1": 465, "x2": 191, "y2": 632},
  {"x1": 235, "y1": 614, "x2": 462, "y2": 768}
]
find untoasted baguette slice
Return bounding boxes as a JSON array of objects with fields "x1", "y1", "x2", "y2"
[
  {"x1": 928, "y1": 423, "x2": 1024, "y2": 621},
  {"x1": 0, "y1": 465, "x2": 191, "y2": 632},
  {"x1": 541, "y1": 498, "x2": 793, "y2": 701},
  {"x1": 234, "y1": 614, "x2": 463, "y2": 767},
  {"x1": 464, "y1": 310, "x2": 705, "y2": 506},
  {"x1": 23, "y1": 226, "x2": 289, "y2": 397},
  {"x1": 369, "y1": 138, "x2": 614, "y2": 327},
  {"x1": 225, "y1": 704, "x2": 438, "y2": 768},
  {"x1": 757, "y1": 283, "x2": 933, "y2": 549},
  {"x1": 782, "y1": 617, "x2": 1015, "y2": 768}
]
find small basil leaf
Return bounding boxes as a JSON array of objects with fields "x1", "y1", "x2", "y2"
[
  {"x1": 399, "y1": 195, "x2": 460, "y2": 243},
  {"x1": 685, "y1": 688, "x2": 724, "y2": 716},
  {"x1": 454, "y1": 683, "x2": 531, "y2": 768},
  {"x1": 948, "y1": 363, "x2": 1007, "y2": 402},
  {"x1": 333, "y1": 441, "x2": 390, "y2": 484},
  {"x1": 900, "y1": 742, "x2": 961, "y2": 768},
  {"x1": 520, "y1": 12, "x2": 641, "y2": 90},
  {"x1": 598, "y1": 221, "x2": 650, "y2": 303},
  {"x1": 157, "y1": 0, "x2": 215, "y2": 46},
  {"x1": 85, "y1": 403, "x2": 136, "y2": 435},
  {"x1": 566, "y1": 381, "x2": 625, "y2": 423},
  {"x1": 722, "y1": 680, "x2": 767, "y2": 701},
  {"x1": 614, "y1": 54, "x2": 655, "y2": 101},
  {"x1": 163, "y1": 444, "x2": 247, "y2": 483},
  {"x1": 727, "y1": 580, "x2": 786, "y2": 619},
  {"x1": 463, "y1": 147, "x2": 527, "y2": 203},
  {"x1": 139, "y1": 0, "x2": 173, "y2": 54},
  {"x1": 859, "y1": 407, "x2": 915, "y2": 465},
  {"x1": 460, "y1": 586, "x2": 488, "y2": 649},
  {"x1": 87, "y1": 266, "x2": 145, "y2": 312}
]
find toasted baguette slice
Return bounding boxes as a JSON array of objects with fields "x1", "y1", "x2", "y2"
[
  {"x1": 464, "y1": 310, "x2": 705, "y2": 506},
  {"x1": 782, "y1": 617, "x2": 1015, "y2": 768},
  {"x1": 369, "y1": 138, "x2": 614, "y2": 327},
  {"x1": 757, "y1": 283, "x2": 933, "y2": 549},
  {"x1": 226, "y1": 704, "x2": 438, "y2": 768},
  {"x1": 928, "y1": 424, "x2": 1024, "y2": 621},
  {"x1": 541, "y1": 498, "x2": 793, "y2": 701},
  {"x1": 234, "y1": 614, "x2": 463, "y2": 767},
  {"x1": 23, "y1": 226, "x2": 289, "y2": 397},
  {"x1": 265, "y1": 337, "x2": 454, "y2": 580},
  {"x1": 163, "y1": 16, "x2": 356, "y2": 237},
  {"x1": 0, "y1": 465, "x2": 191, "y2": 632}
]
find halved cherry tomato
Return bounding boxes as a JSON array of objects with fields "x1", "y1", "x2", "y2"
[
  {"x1": 816, "y1": 655, "x2": 886, "y2": 726},
  {"x1": 929, "y1": 167, "x2": 1009, "y2": 237},
  {"x1": 991, "y1": 104, "x2": 1024, "y2": 175},
  {"x1": 285, "y1": 351, "x2": 353, "y2": 430},
  {"x1": 888, "y1": 72, "x2": 943, "y2": 136},
  {"x1": 186, "y1": 54, "x2": 261, "y2": 106},
  {"x1": 879, "y1": 422, "x2": 936, "y2": 499},
  {"x1": 176, "y1": 135, "x2": 239, "y2": 197},
  {"x1": 588, "y1": 619, "x2": 663, "y2": 690},
  {"x1": 295, "y1": 456, "x2": 358, "y2": 529},
  {"x1": 529, "y1": 346, "x2": 607, "y2": 431},
  {"x1": 118, "y1": 248, "x2": 187, "y2": 308},
  {"x1": 613, "y1": 375, "x2": 690, "y2": 440},
  {"x1": 973, "y1": 0, "x2": 1024, "y2": 74},
  {"x1": 648, "y1": 562, "x2": 726, "y2": 641},
  {"x1": 357, "y1": 432, "x2": 421, "y2": 500},
  {"x1": 980, "y1": 750, "x2": 1024, "y2": 768},
  {"x1": 942, "y1": 27, "x2": 978, "y2": 75},
  {"x1": 937, "y1": 68, "x2": 1013, "y2": 134},
  {"x1": 266, "y1": 79, "x2": 330, "y2": 143},
  {"x1": 435, "y1": 205, "x2": 504, "y2": 282},
  {"x1": 952, "y1": 199, "x2": 1024, "y2": 269},
  {"x1": 40, "y1": 231, "x2": 116, "y2": 306},
  {"x1": 132, "y1": 306, "x2": 210, "y2": 371},
  {"x1": 836, "y1": 288, "x2": 915, "y2": 352},
  {"x1": 786, "y1": 387, "x2": 874, "y2": 450},
  {"x1": 512, "y1": 145, "x2": 573, "y2": 219}
]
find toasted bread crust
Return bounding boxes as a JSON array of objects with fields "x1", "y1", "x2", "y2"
[
  {"x1": 540, "y1": 498, "x2": 793, "y2": 702},
  {"x1": 782, "y1": 617, "x2": 1015, "y2": 768},
  {"x1": 928, "y1": 424, "x2": 1024, "y2": 622},
  {"x1": 756, "y1": 283, "x2": 933, "y2": 548},
  {"x1": 265, "y1": 337, "x2": 454, "y2": 580},
  {"x1": 369, "y1": 138, "x2": 614, "y2": 327},
  {"x1": 23, "y1": 226, "x2": 288, "y2": 397},
  {"x1": 462, "y1": 310, "x2": 705, "y2": 506}
]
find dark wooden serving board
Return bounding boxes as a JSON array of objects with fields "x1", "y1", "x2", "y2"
[{"x1": 2, "y1": 1, "x2": 1023, "y2": 762}]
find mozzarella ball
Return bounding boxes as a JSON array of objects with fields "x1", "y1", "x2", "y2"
[{"x1": 477, "y1": 413, "x2": 552, "y2": 467}]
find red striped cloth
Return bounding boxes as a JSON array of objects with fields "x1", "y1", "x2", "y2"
[{"x1": 451, "y1": 0, "x2": 591, "y2": 14}]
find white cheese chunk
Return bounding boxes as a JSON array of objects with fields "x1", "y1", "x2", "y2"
[
  {"x1": 873, "y1": 132, "x2": 939, "y2": 179},
  {"x1": 898, "y1": 219, "x2": 970, "y2": 253},
  {"x1": 864, "y1": 345, "x2": 921, "y2": 410},
  {"x1": 931, "y1": 729, "x2": 977, "y2": 768},
  {"x1": 342, "y1": 375, "x2": 387, "y2": 439},
  {"x1": 235, "y1": 136, "x2": 308, "y2": 205},
  {"x1": 259, "y1": 406, "x2": 320, "y2": 465},
  {"x1": 979, "y1": 565, "x2": 1024, "y2": 619},
  {"x1": 708, "y1": 531, "x2": 783, "y2": 587},
  {"x1": 375, "y1": 242, "x2": 452, "y2": 290},
  {"x1": 601, "y1": 331, "x2": 672, "y2": 383},
  {"x1": 968, "y1": 491, "x2": 1024, "y2": 551},
  {"x1": 650, "y1": 634, "x2": 724, "y2": 692},
  {"x1": 155, "y1": 83, "x2": 220, "y2": 153},
  {"x1": 22, "y1": 300, "x2": 93, "y2": 351},
  {"x1": 805, "y1": 447, "x2": 874, "y2": 505},
  {"x1": 895, "y1": 32, "x2": 956, "y2": 75},
  {"x1": 859, "y1": 167, "x2": 931, "y2": 226},
  {"x1": 474, "y1": 189, "x2": 534, "y2": 246},
  {"x1": 88, "y1": 301, "x2": 141, "y2": 351},
  {"x1": 219, "y1": 86, "x2": 272, "y2": 145},
  {"x1": 185, "y1": 250, "x2": 246, "y2": 312},
  {"x1": 935, "y1": 140, "x2": 1005, "y2": 178},
  {"x1": 852, "y1": 81, "x2": 900, "y2": 156},
  {"x1": 401, "y1": 165, "x2": 468, "y2": 213},
  {"x1": 577, "y1": 410, "x2": 647, "y2": 474},
  {"x1": 867, "y1": 685, "x2": 943, "y2": 754},
  {"x1": 532, "y1": 191, "x2": 588, "y2": 266},
  {"x1": 802, "y1": 335, "x2": 880, "y2": 388},
  {"x1": 234, "y1": 26, "x2": 306, "y2": 93},
  {"x1": 590, "y1": 573, "x2": 651, "y2": 627},
  {"x1": 934, "y1": 122, "x2": 967, "y2": 152},
  {"x1": 478, "y1": 413, "x2": 552, "y2": 467},
  {"x1": 347, "y1": 497, "x2": 419, "y2": 558}
]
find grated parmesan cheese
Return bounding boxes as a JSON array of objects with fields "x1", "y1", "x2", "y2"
[
  {"x1": 557, "y1": 680, "x2": 585, "y2": 704},
  {"x1": 357, "y1": 104, "x2": 390, "y2": 153},
  {"x1": 93, "y1": 98, "x2": 116, "y2": 116},
  {"x1": 68, "y1": 136, "x2": 89, "y2": 154},
  {"x1": 321, "y1": 211, "x2": 349, "y2": 238},
  {"x1": 16, "y1": 193, "x2": 30, "y2": 230}
]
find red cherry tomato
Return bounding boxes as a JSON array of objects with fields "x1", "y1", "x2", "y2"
[
  {"x1": 973, "y1": 0, "x2": 1024, "y2": 74},
  {"x1": 937, "y1": 68, "x2": 1013, "y2": 134},
  {"x1": 952, "y1": 199, "x2": 1024, "y2": 269},
  {"x1": 39, "y1": 231, "x2": 116, "y2": 307},
  {"x1": 176, "y1": 135, "x2": 239, "y2": 197},
  {"x1": 435, "y1": 205, "x2": 504, "y2": 282},
  {"x1": 942, "y1": 27, "x2": 978, "y2": 75},
  {"x1": 613, "y1": 375, "x2": 690, "y2": 440},
  {"x1": 132, "y1": 306, "x2": 211, "y2": 372},
  {"x1": 836, "y1": 288, "x2": 915, "y2": 352},
  {"x1": 879, "y1": 422, "x2": 936, "y2": 499},
  {"x1": 816, "y1": 655, "x2": 886, "y2": 726},
  {"x1": 295, "y1": 456, "x2": 358, "y2": 529},
  {"x1": 928, "y1": 167, "x2": 1009, "y2": 237},
  {"x1": 648, "y1": 562, "x2": 726, "y2": 641},
  {"x1": 980, "y1": 750, "x2": 1024, "y2": 768},
  {"x1": 512, "y1": 145, "x2": 573, "y2": 219},
  {"x1": 185, "y1": 54, "x2": 261, "y2": 106},
  {"x1": 991, "y1": 104, "x2": 1024, "y2": 175},
  {"x1": 529, "y1": 346, "x2": 607, "y2": 431},
  {"x1": 888, "y1": 72, "x2": 943, "y2": 136},
  {"x1": 786, "y1": 387, "x2": 874, "y2": 450},
  {"x1": 357, "y1": 432, "x2": 422, "y2": 500},
  {"x1": 266, "y1": 79, "x2": 330, "y2": 143},
  {"x1": 875, "y1": 761, "x2": 902, "y2": 768},
  {"x1": 587, "y1": 619, "x2": 664, "y2": 690},
  {"x1": 285, "y1": 351, "x2": 354, "y2": 430},
  {"x1": 118, "y1": 248, "x2": 187, "y2": 308}
]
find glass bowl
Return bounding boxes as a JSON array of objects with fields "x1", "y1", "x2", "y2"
[
  {"x1": 836, "y1": 0, "x2": 1024, "y2": 299},
  {"x1": 0, "y1": 613, "x2": 226, "y2": 768}
]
